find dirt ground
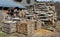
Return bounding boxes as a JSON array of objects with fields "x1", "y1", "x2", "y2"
[{"x1": 54, "y1": 21, "x2": 60, "y2": 37}]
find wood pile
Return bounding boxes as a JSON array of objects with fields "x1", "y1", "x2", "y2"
[
  {"x1": 33, "y1": 2, "x2": 57, "y2": 31},
  {"x1": 18, "y1": 10, "x2": 27, "y2": 17}
]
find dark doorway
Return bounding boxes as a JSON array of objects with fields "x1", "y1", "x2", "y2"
[
  {"x1": 14, "y1": 0, "x2": 22, "y2": 2},
  {"x1": 26, "y1": 0, "x2": 31, "y2": 4}
]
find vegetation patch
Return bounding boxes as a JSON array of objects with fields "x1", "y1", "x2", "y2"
[{"x1": 0, "y1": 31, "x2": 8, "y2": 37}]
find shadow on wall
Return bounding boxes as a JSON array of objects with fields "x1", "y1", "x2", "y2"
[{"x1": 0, "y1": 10, "x2": 3, "y2": 20}]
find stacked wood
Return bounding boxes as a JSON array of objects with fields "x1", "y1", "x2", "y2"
[
  {"x1": 25, "y1": 15, "x2": 33, "y2": 20},
  {"x1": 34, "y1": 2, "x2": 48, "y2": 11},
  {"x1": 18, "y1": 10, "x2": 27, "y2": 17},
  {"x1": 34, "y1": 2, "x2": 57, "y2": 32},
  {"x1": 49, "y1": 6, "x2": 55, "y2": 11}
]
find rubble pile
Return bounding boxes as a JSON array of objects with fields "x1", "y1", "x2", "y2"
[{"x1": 1, "y1": 1, "x2": 57, "y2": 37}]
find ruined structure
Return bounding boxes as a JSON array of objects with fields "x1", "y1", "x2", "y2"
[
  {"x1": 2, "y1": 21, "x2": 17, "y2": 33},
  {"x1": 28, "y1": 1, "x2": 57, "y2": 31},
  {"x1": 2, "y1": 1, "x2": 57, "y2": 37}
]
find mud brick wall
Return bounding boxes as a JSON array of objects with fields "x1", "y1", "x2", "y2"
[
  {"x1": 17, "y1": 19, "x2": 36, "y2": 37},
  {"x1": 2, "y1": 22, "x2": 17, "y2": 34}
]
